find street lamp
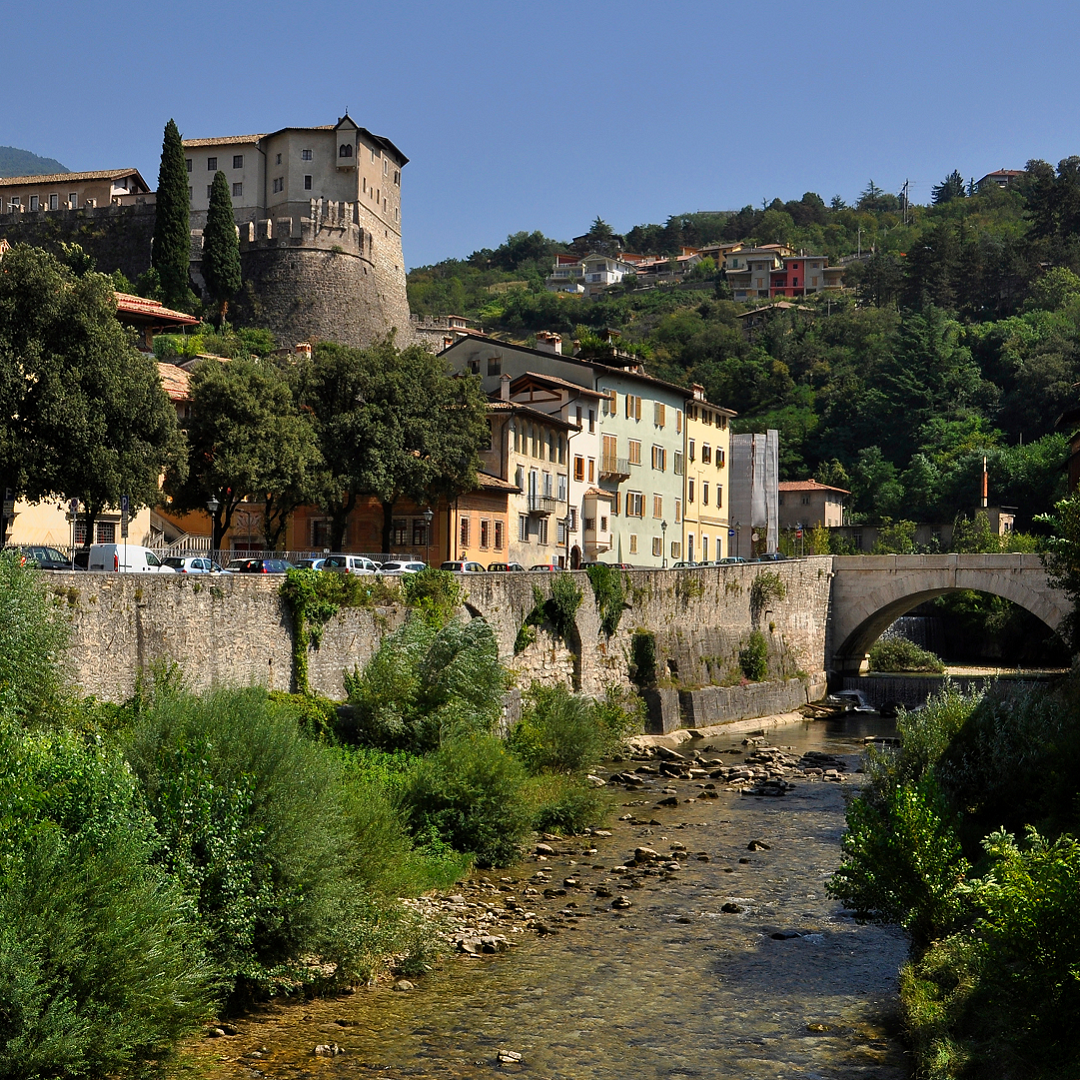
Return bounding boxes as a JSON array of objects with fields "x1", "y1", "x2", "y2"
[
  {"x1": 733, "y1": 519, "x2": 741, "y2": 559},
  {"x1": 206, "y1": 496, "x2": 220, "y2": 557},
  {"x1": 422, "y1": 506, "x2": 434, "y2": 567},
  {"x1": 661, "y1": 519, "x2": 668, "y2": 569}
]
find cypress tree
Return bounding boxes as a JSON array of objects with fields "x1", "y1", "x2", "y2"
[
  {"x1": 152, "y1": 119, "x2": 192, "y2": 310},
  {"x1": 203, "y1": 170, "x2": 242, "y2": 326}
]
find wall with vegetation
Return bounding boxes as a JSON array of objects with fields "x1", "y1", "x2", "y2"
[{"x1": 51, "y1": 558, "x2": 832, "y2": 716}]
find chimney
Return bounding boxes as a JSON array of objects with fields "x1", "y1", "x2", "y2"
[
  {"x1": 535, "y1": 330, "x2": 563, "y2": 355},
  {"x1": 499, "y1": 373, "x2": 511, "y2": 401}
]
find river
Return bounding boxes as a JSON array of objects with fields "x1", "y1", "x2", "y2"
[{"x1": 191, "y1": 714, "x2": 910, "y2": 1080}]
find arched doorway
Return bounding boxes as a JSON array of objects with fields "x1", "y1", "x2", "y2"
[{"x1": 570, "y1": 545, "x2": 582, "y2": 569}]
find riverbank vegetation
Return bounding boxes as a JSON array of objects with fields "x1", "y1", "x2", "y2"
[
  {"x1": 867, "y1": 636, "x2": 946, "y2": 673},
  {"x1": 829, "y1": 678, "x2": 1080, "y2": 1076},
  {"x1": 0, "y1": 554, "x2": 642, "y2": 1075}
]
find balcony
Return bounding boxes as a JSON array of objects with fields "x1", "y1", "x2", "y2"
[
  {"x1": 527, "y1": 494, "x2": 558, "y2": 515},
  {"x1": 599, "y1": 455, "x2": 631, "y2": 481}
]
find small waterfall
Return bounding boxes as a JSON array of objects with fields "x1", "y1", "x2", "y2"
[{"x1": 883, "y1": 615, "x2": 945, "y2": 655}]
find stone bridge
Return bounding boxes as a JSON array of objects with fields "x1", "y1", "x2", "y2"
[{"x1": 827, "y1": 553, "x2": 1069, "y2": 674}]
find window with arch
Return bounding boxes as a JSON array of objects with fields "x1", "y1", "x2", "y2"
[{"x1": 339, "y1": 143, "x2": 353, "y2": 158}]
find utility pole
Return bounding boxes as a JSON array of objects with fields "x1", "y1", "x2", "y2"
[{"x1": 901, "y1": 179, "x2": 910, "y2": 226}]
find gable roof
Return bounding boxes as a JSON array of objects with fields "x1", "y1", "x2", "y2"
[
  {"x1": 0, "y1": 168, "x2": 148, "y2": 188},
  {"x1": 157, "y1": 363, "x2": 192, "y2": 402},
  {"x1": 778, "y1": 479, "x2": 850, "y2": 495},
  {"x1": 114, "y1": 293, "x2": 199, "y2": 327}
]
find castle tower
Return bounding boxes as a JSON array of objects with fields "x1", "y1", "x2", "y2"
[{"x1": 183, "y1": 115, "x2": 412, "y2": 348}]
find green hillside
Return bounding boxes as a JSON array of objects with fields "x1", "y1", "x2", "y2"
[
  {"x1": 0, "y1": 145, "x2": 69, "y2": 178},
  {"x1": 408, "y1": 166, "x2": 1080, "y2": 531}
]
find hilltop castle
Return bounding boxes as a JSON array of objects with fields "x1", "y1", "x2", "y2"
[{"x1": 0, "y1": 114, "x2": 417, "y2": 349}]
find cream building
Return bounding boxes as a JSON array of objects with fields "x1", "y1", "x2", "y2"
[
  {"x1": 0, "y1": 168, "x2": 151, "y2": 213},
  {"x1": 682, "y1": 384, "x2": 735, "y2": 563}
]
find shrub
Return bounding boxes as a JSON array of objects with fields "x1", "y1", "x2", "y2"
[
  {"x1": 869, "y1": 636, "x2": 946, "y2": 673},
  {"x1": 401, "y1": 568, "x2": 462, "y2": 627},
  {"x1": 0, "y1": 722, "x2": 214, "y2": 1077},
  {"x1": 122, "y1": 685, "x2": 441, "y2": 992},
  {"x1": 526, "y1": 772, "x2": 610, "y2": 835},
  {"x1": 0, "y1": 552, "x2": 71, "y2": 723},
  {"x1": 738, "y1": 630, "x2": 768, "y2": 681},
  {"x1": 749, "y1": 570, "x2": 786, "y2": 620},
  {"x1": 400, "y1": 734, "x2": 532, "y2": 867},
  {"x1": 585, "y1": 564, "x2": 627, "y2": 636},
  {"x1": 344, "y1": 615, "x2": 507, "y2": 753}
]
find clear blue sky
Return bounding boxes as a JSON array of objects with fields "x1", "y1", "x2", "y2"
[{"x1": 3, "y1": 0, "x2": 1079, "y2": 269}]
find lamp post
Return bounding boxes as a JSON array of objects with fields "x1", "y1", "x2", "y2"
[
  {"x1": 734, "y1": 519, "x2": 740, "y2": 559},
  {"x1": 422, "y1": 506, "x2": 434, "y2": 568},
  {"x1": 206, "y1": 496, "x2": 220, "y2": 559},
  {"x1": 661, "y1": 519, "x2": 668, "y2": 568}
]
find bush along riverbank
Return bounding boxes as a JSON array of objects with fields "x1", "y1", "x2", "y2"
[
  {"x1": 828, "y1": 677, "x2": 1080, "y2": 1078},
  {"x1": 0, "y1": 554, "x2": 644, "y2": 1078}
]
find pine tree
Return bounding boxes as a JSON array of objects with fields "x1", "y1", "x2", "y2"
[
  {"x1": 152, "y1": 119, "x2": 192, "y2": 310},
  {"x1": 202, "y1": 171, "x2": 242, "y2": 326}
]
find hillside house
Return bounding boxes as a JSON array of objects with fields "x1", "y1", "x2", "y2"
[{"x1": 0, "y1": 168, "x2": 151, "y2": 213}]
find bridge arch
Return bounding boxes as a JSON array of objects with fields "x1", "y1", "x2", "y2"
[{"x1": 828, "y1": 554, "x2": 1069, "y2": 674}]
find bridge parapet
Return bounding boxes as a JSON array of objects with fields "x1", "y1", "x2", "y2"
[{"x1": 828, "y1": 552, "x2": 1067, "y2": 675}]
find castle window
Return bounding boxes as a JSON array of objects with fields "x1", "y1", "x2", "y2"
[
  {"x1": 69, "y1": 193, "x2": 77, "y2": 208},
  {"x1": 49, "y1": 194, "x2": 57, "y2": 210},
  {"x1": 207, "y1": 185, "x2": 213, "y2": 200},
  {"x1": 339, "y1": 143, "x2": 353, "y2": 158},
  {"x1": 186, "y1": 158, "x2": 192, "y2": 173},
  {"x1": 232, "y1": 155, "x2": 243, "y2": 169},
  {"x1": 304, "y1": 175, "x2": 312, "y2": 190},
  {"x1": 275, "y1": 153, "x2": 281, "y2": 165},
  {"x1": 273, "y1": 177, "x2": 283, "y2": 194},
  {"x1": 232, "y1": 183, "x2": 243, "y2": 197},
  {"x1": 29, "y1": 196, "x2": 38, "y2": 210},
  {"x1": 302, "y1": 149, "x2": 312, "y2": 161},
  {"x1": 207, "y1": 157, "x2": 217, "y2": 170},
  {"x1": 383, "y1": 159, "x2": 388, "y2": 175},
  {"x1": 394, "y1": 170, "x2": 400, "y2": 184}
]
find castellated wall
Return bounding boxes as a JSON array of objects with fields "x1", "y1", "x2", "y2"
[
  {"x1": 0, "y1": 203, "x2": 156, "y2": 283},
  {"x1": 221, "y1": 198, "x2": 415, "y2": 348}
]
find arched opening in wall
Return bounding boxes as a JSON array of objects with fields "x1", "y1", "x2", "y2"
[
  {"x1": 841, "y1": 589, "x2": 1069, "y2": 677},
  {"x1": 339, "y1": 144, "x2": 353, "y2": 158}
]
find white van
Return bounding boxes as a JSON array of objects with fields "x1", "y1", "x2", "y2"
[{"x1": 88, "y1": 543, "x2": 176, "y2": 573}]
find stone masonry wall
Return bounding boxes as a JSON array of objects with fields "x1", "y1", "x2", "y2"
[
  {"x1": 50, "y1": 560, "x2": 833, "y2": 726},
  {"x1": 0, "y1": 204, "x2": 156, "y2": 283}
]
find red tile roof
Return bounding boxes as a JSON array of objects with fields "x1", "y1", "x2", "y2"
[
  {"x1": 778, "y1": 479, "x2": 850, "y2": 495},
  {"x1": 114, "y1": 293, "x2": 199, "y2": 326},
  {"x1": 0, "y1": 168, "x2": 147, "y2": 187},
  {"x1": 157, "y1": 363, "x2": 192, "y2": 402}
]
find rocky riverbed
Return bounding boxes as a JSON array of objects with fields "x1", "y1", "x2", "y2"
[{"x1": 191, "y1": 713, "x2": 910, "y2": 1079}]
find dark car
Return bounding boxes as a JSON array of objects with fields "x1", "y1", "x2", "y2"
[
  {"x1": 4, "y1": 544, "x2": 75, "y2": 570},
  {"x1": 752, "y1": 552, "x2": 789, "y2": 563},
  {"x1": 487, "y1": 561, "x2": 526, "y2": 572},
  {"x1": 224, "y1": 557, "x2": 294, "y2": 574}
]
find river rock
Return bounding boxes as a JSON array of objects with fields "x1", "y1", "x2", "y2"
[
  {"x1": 393, "y1": 979, "x2": 414, "y2": 991},
  {"x1": 535, "y1": 843, "x2": 556, "y2": 856},
  {"x1": 497, "y1": 1049, "x2": 523, "y2": 1063},
  {"x1": 314, "y1": 1043, "x2": 344, "y2": 1056},
  {"x1": 634, "y1": 846, "x2": 660, "y2": 861},
  {"x1": 611, "y1": 896, "x2": 633, "y2": 909},
  {"x1": 656, "y1": 796, "x2": 680, "y2": 807},
  {"x1": 721, "y1": 902, "x2": 743, "y2": 913},
  {"x1": 586, "y1": 774, "x2": 607, "y2": 787},
  {"x1": 655, "y1": 746, "x2": 687, "y2": 761},
  {"x1": 747, "y1": 840, "x2": 772, "y2": 851}
]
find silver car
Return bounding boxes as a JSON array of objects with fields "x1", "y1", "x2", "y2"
[{"x1": 163, "y1": 556, "x2": 226, "y2": 574}]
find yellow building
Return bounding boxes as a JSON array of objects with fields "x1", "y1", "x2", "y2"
[{"x1": 682, "y1": 384, "x2": 735, "y2": 563}]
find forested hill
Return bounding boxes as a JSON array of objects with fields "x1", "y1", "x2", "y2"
[
  {"x1": 0, "y1": 146, "x2": 68, "y2": 178},
  {"x1": 407, "y1": 164, "x2": 1080, "y2": 529}
]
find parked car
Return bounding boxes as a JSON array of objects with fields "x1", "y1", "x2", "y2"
[
  {"x1": 714, "y1": 556, "x2": 746, "y2": 565},
  {"x1": 162, "y1": 556, "x2": 226, "y2": 574},
  {"x1": 293, "y1": 557, "x2": 329, "y2": 570},
  {"x1": 529, "y1": 563, "x2": 560, "y2": 571},
  {"x1": 378, "y1": 560, "x2": 427, "y2": 575},
  {"x1": 88, "y1": 544, "x2": 175, "y2": 573},
  {"x1": 4, "y1": 544, "x2": 74, "y2": 570},
  {"x1": 440, "y1": 560, "x2": 485, "y2": 573},
  {"x1": 752, "y1": 552, "x2": 789, "y2": 563},
  {"x1": 322, "y1": 554, "x2": 380, "y2": 575},
  {"x1": 72, "y1": 550, "x2": 89, "y2": 571},
  {"x1": 224, "y1": 557, "x2": 294, "y2": 574},
  {"x1": 671, "y1": 560, "x2": 699, "y2": 569},
  {"x1": 487, "y1": 561, "x2": 526, "y2": 572}
]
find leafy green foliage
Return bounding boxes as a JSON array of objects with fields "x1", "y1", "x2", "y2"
[
  {"x1": 400, "y1": 568, "x2": 462, "y2": 627},
  {"x1": 0, "y1": 722, "x2": 215, "y2": 1077},
  {"x1": 585, "y1": 563, "x2": 628, "y2": 636},
  {"x1": 525, "y1": 772, "x2": 609, "y2": 836},
  {"x1": 344, "y1": 615, "x2": 507, "y2": 753},
  {"x1": 749, "y1": 571, "x2": 786, "y2": 620},
  {"x1": 400, "y1": 734, "x2": 532, "y2": 868},
  {"x1": 151, "y1": 119, "x2": 193, "y2": 310},
  {"x1": 202, "y1": 170, "x2": 242, "y2": 324},
  {"x1": 0, "y1": 552, "x2": 70, "y2": 723},
  {"x1": 868, "y1": 636, "x2": 946, "y2": 673},
  {"x1": 516, "y1": 575, "x2": 583, "y2": 652},
  {"x1": 738, "y1": 630, "x2": 768, "y2": 681},
  {"x1": 1037, "y1": 490, "x2": 1080, "y2": 650}
]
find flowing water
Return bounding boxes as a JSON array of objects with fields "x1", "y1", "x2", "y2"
[{"x1": 195, "y1": 715, "x2": 909, "y2": 1080}]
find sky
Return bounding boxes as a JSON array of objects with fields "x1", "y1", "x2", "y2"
[{"x1": 3, "y1": 0, "x2": 1080, "y2": 269}]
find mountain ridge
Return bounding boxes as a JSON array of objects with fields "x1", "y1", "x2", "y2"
[{"x1": 0, "y1": 146, "x2": 69, "y2": 178}]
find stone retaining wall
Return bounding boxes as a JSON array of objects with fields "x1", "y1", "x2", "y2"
[{"x1": 841, "y1": 673, "x2": 1058, "y2": 710}]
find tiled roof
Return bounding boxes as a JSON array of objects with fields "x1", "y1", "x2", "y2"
[
  {"x1": 182, "y1": 134, "x2": 265, "y2": 147},
  {"x1": 778, "y1": 479, "x2": 850, "y2": 495},
  {"x1": 114, "y1": 293, "x2": 199, "y2": 326},
  {"x1": 477, "y1": 471, "x2": 519, "y2": 492},
  {"x1": 0, "y1": 168, "x2": 144, "y2": 187},
  {"x1": 583, "y1": 487, "x2": 614, "y2": 499},
  {"x1": 511, "y1": 371, "x2": 606, "y2": 398},
  {"x1": 157, "y1": 363, "x2": 192, "y2": 402}
]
